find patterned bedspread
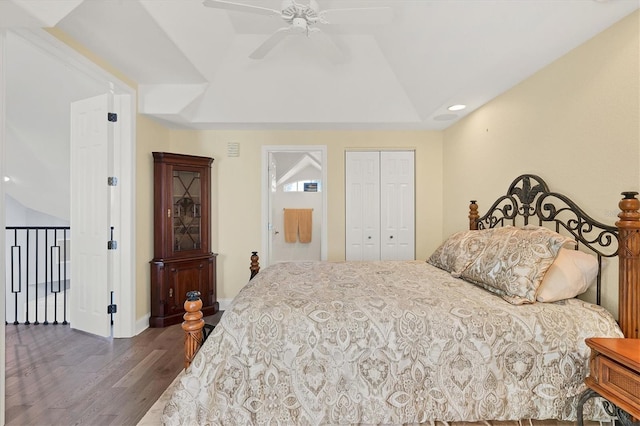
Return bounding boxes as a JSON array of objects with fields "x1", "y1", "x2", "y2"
[{"x1": 162, "y1": 261, "x2": 623, "y2": 425}]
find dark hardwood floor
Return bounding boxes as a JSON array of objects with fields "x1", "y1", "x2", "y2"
[{"x1": 5, "y1": 312, "x2": 223, "y2": 426}]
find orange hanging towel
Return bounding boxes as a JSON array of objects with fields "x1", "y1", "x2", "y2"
[
  {"x1": 297, "y1": 209, "x2": 313, "y2": 243},
  {"x1": 283, "y1": 209, "x2": 298, "y2": 243}
]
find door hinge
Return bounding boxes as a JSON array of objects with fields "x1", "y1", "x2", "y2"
[
  {"x1": 107, "y1": 176, "x2": 118, "y2": 186},
  {"x1": 108, "y1": 226, "x2": 117, "y2": 250},
  {"x1": 109, "y1": 291, "x2": 116, "y2": 325},
  {"x1": 107, "y1": 112, "x2": 118, "y2": 122}
]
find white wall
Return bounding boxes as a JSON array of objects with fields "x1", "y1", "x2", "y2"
[
  {"x1": 4, "y1": 31, "x2": 106, "y2": 221},
  {"x1": 271, "y1": 161, "x2": 323, "y2": 263},
  {"x1": 272, "y1": 193, "x2": 323, "y2": 263},
  {"x1": 1, "y1": 28, "x2": 6, "y2": 426},
  {"x1": 5, "y1": 194, "x2": 69, "y2": 227}
]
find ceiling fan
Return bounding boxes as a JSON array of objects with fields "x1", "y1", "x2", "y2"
[{"x1": 202, "y1": 0, "x2": 393, "y2": 61}]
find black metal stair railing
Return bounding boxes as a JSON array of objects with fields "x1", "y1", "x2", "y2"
[{"x1": 5, "y1": 226, "x2": 71, "y2": 325}]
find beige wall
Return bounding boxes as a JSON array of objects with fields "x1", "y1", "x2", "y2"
[
  {"x1": 52, "y1": 10, "x2": 639, "y2": 325},
  {"x1": 135, "y1": 116, "x2": 171, "y2": 318},
  {"x1": 161, "y1": 130, "x2": 443, "y2": 301},
  {"x1": 442, "y1": 11, "x2": 640, "y2": 317}
]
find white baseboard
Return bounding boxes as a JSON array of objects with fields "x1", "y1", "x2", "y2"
[{"x1": 135, "y1": 313, "x2": 150, "y2": 335}]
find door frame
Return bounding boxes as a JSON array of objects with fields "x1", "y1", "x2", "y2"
[
  {"x1": 261, "y1": 145, "x2": 328, "y2": 267},
  {"x1": 1, "y1": 28, "x2": 137, "y2": 338},
  {"x1": 1, "y1": 28, "x2": 7, "y2": 426}
]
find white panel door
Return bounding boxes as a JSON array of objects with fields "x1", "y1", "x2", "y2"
[
  {"x1": 345, "y1": 151, "x2": 380, "y2": 261},
  {"x1": 380, "y1": 151, "x2": 415, "y2": 260},
  {"x1": 69, "y1": 94, "x2": 110, "y2": 337}
]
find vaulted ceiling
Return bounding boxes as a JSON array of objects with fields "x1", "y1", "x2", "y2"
[{"x1": 2, "y1": 0, "x2": 639, "y2": 130}]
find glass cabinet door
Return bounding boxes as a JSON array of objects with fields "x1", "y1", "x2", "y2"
[
  {"x1": 172, "y1": 169, "x2": 202, "y2": 252},
  {"x1": 151, "y1": 152, "x2": 215, "y2": 327}
]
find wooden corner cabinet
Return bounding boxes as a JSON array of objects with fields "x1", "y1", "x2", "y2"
[{"x1": 149, "y1": 152, "x2": 218, "y2": 327}]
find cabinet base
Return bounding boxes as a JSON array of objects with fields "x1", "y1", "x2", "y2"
[{"x1": 149, "y1": 302, "x2": 219, "y2": 328}]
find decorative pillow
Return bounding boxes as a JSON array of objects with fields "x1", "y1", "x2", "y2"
[
  {"x1": 460, "y1": 226, "x2": 575, "y2": 304},
  {"x1": 536, "y1": 248, "x2": 598, "y2": 302},
  {"x1": 427, "y1": 228, "x2": 501, "y2": 276}
]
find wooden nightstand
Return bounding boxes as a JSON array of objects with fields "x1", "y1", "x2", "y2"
[{"x1": 577, "y1": 338, "x2": 640, "y2": 426}]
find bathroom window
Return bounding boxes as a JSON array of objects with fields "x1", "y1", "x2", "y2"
[{"x1": 283, "y1": 180, "x2": 322, "y2": 192}]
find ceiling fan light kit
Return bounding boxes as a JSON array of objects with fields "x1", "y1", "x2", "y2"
[
  {"x1": 291, "y1": 17, "x2": 308, "y2": 32},
  {"x1": 202, "y1": 0, "x2": 393, "y2": 61}
]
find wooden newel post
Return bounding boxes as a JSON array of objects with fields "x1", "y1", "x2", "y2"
[
  {"x1": 616, "y1": 191, "x2": 640, "y2": 339},
  {"x1": 182, "y1": 290, "x2": 205, "y2": 369},
  {"x1": 469, "y1": 200, "x2": 479, "y2": 230},
  {"x1": 250, "y1": 251, "x2": 260, "y2": 280}
]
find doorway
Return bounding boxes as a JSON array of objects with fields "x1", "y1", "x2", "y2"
[
  {"x1": 261, "y1": 146, "x2": 327, "y2": 267},
  {"x1": 1, "y1": 29, "x2": 136, "y2": 338}
]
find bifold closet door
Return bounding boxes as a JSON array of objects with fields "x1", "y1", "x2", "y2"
[
  {"x1": 380, "y1": 151, "x2": 415, "y2": 260},
  {"x1": 345, "y1": 151, "x2": 414, "y2": 261},
  {"x1": 345, "y1": 151, "x2": 380, "y2": 261}
]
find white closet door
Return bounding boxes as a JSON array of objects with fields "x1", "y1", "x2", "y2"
[
  {"x1": 380, "y1": 151, "x2": 415, "y2": 260},
  {"x1": 345, "y1": 151, "x2": 380, "y2": 261},
  {"x1": 346, "y1": 151, "x2": 415, "y2": 261}
]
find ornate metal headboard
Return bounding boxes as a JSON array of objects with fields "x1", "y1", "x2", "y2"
[{"x1": 468, "y1": 174, "x2": 619, "y2": 305}]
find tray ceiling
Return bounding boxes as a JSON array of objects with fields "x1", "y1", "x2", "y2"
[{"x1": 2, "y1": 0, "x2": 639, "y2": 130}]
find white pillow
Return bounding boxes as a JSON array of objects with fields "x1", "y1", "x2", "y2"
[{"x1": 536, "y1": 248, "x2": 598, "y2": 302}]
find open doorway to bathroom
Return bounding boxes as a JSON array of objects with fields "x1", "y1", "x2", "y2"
[{"x1": 262, "y1": 146, "x2": 327, "y2": 267}]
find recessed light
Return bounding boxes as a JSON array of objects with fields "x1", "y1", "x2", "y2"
[
  {"x1": 448, "y1": 104, "x2": 466, "y2": 111},
  {"x1": 3, "y1": 176, "x2": 10, "y2": 182}
]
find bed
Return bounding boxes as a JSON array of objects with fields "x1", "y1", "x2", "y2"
[{"x1": 163, "y1": 174, "x2": 640, "y2": 425}]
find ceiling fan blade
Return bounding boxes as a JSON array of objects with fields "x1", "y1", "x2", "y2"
[
  {"x1": 202, "y1": 0, "x2": 282, "y2": 17},
  {"x1": 309, "y1": 28, "x2": 347, "y2": 64},
  {"x1": 249, "y1": 27, "x2": 294, "y2": 59},
  {"x1": 319, "y1": 7, "x2": 394, "y2": 26}
]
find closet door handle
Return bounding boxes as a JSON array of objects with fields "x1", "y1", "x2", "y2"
[{"x1": 389, "y1": 235, "x2": 394, "y2": 239}]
